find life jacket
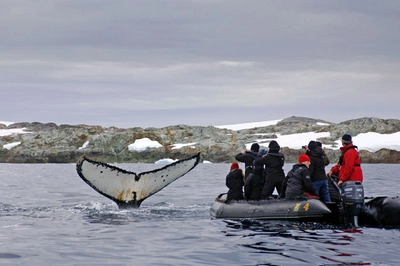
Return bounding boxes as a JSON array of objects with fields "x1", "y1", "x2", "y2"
[
  {"x1": 338, "y1": 145, "x2": 361, "y2": 167},
  {"x1": 338, "y1": 144, "x2": 363, "y2": 183}
]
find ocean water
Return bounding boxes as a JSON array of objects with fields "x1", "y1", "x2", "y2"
[{"x1": 1, "y1": 162, "x2": 400, "y2": 266}]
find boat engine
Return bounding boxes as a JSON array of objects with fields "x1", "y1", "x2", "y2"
[{"x1": 341, "y1": 181, "x2": 364, "y2": 227}]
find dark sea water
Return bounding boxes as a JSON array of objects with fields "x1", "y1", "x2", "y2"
[{"x1": 1, "y1": 162, "x2": 400, "y2": 266}]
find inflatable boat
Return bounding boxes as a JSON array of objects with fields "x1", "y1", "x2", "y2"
[{"x1": 210, "y1": 181, "x2": 400, "y2": 227}]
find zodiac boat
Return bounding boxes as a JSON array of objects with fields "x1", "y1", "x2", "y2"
[{"x1": 210, "y1": 181, "x2": 400, "y2": 227}]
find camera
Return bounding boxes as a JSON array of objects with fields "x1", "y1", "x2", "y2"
[{"x1": 302, "y1": 145, "x2": 306, "y2": 149}]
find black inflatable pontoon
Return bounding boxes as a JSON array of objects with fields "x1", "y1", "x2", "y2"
[{"x1": 210, "y1": 197, "x2": 332, "y2": 221}]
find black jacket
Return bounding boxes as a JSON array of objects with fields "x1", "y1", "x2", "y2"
[
  {"x1": 225, "y1": 169, "x2": 244, "y2": 201},
  {"x1": 244, "y1": 166, "x2": 265, "y2": 200},
  {"x1": 255, "y1": 152, "x2": 285, "y2": 182},
  {"x1": 281, "y1": 164, "x2": 316, "y2": 198},
  {"x1": 235, "y1": 151, "x2": 258, "y2": 179},
  {"x1": 306, "y1": 147, "x2": 328, "y2": 182}
]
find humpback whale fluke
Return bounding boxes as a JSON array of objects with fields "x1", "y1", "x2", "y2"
[{"x1": 76, "y1": 153, "x2": 201, "y2": 208}]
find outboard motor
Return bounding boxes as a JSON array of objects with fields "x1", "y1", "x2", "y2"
[{"x1": 341, "y1": 181, "x2": 364, "y2": 227}]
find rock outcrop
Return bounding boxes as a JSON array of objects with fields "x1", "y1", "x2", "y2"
[{"x1": 1, "y1": 116, "x2": 399, "y2": 164}]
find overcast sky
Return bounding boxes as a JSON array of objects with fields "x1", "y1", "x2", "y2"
[{"x1": 1, "y1": 1, "x2": 399, "y2": 128}]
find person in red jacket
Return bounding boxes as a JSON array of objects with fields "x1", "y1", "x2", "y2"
[{"x1": 327, "y1": 134, "x2": 363, "y2": 186}]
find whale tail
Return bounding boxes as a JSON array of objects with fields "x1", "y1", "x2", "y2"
[{"x1": 76, "y1": 153, "x2": 201, "y2": 208}]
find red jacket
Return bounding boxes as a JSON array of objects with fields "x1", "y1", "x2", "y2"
[{"x1": 330, "y1": 143, "x2": 363, "y2": 183}]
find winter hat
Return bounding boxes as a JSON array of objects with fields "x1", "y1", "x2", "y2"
[
  {"x1": 342, "y1": 134, "x2": 352, "y2": 142},
  {"x1": 250, "y1": 143, "x2": 260, "y2": 152},
  {"x1": 257, "y1": 149, "x2": 267, "y2": 157},
  {"x1": 230, "y1": 162, "x2": 239, "y2": 171},
  {"x1": 268, "y1": 140, "x2": 280, "y2": 151},
  {"x1": 298, "y1": 154, "x2": 310, "y2": 163},
  {"x1": 316, "y1": 141, "x2": 322, "y2": 147},
  {"x1": 308, "y1": 141, "x2": 317, "y2": 151}
]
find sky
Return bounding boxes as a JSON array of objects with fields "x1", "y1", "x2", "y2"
[
  {"x1": 2, "y1": 120, "x2": 400, "y2": 162},
  {"x1": 1, "y1": 1, "x2": 400, "y2": 128}
]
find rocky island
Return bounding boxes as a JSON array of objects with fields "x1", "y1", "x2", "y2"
[{"x1": 1, "y1": 116, "x2": 400, "y2": 164}]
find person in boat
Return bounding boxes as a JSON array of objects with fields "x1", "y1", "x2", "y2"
[
  {"x1": 235, "y1": 143, "x2": 260, "y2": 180},
  {"x1": 255, "y1": 140, "x2": 285, "y2": 199},
  {"x1": 316, "y1": 141, "x2": 341, "y2": 201},
  {"x1": 281, "y1": 154, "x2": 317, "y2": 199},
  {"x1": 316, "y1": 141, "x2": 330, "y2": 166},
  {"x1": 244, "y1": 160, "x2": 265, "y2": 200},
  {"x1": 305, "y1": 141, "x2": 331, "y2": 202},
  {"x1": 327, "y1": 134, "x2": 363, "y2": 186},
  {"x1": 225, "y1": 162, "x2": 245, "y2": 201}
]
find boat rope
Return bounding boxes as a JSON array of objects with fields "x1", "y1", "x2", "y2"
[{"x1": 362, "y1": 204, "x2": 383, "y2": 227}]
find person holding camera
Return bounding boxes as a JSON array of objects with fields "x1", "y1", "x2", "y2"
[
  {"x1": 255, "y1": 140, "x2": 285, "y2": 199},
  {"x1": 235, "y1": 143, "x2": 260, "y2": 180},
  {"x1": 305, "y1": 140, "x2": 331, "y2": 202}
]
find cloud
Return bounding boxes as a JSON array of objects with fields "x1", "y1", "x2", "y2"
[{"x1": 1, "y1": 1, "x2": 400, "y2": 128}]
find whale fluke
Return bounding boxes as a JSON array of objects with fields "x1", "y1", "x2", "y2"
[{"x1": 76, "y1": 153, "x2": 200, "y2": 208}]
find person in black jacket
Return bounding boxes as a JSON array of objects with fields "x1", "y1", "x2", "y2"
[
  {"x1": 305, "y1": 141, "x2": 331, "y2": 202},
  {"x1": 244, "y1": 161, "x2": 265, "y2": 200},
  {"x1": 225, "y1": 162, "x2": 244, "y2": 201},
  {"x1": 235, "y1": 143, "x2": 259, "y2": 180},
  {"x1": 281, "y1": 154, "x2": 316, "y2": 198},
  {"x1": 316, "y1": 141, "x2": 330, "y2": 166},
  {"x1": 255, "y1": 140, "x2": 285, "y2": 198}
]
